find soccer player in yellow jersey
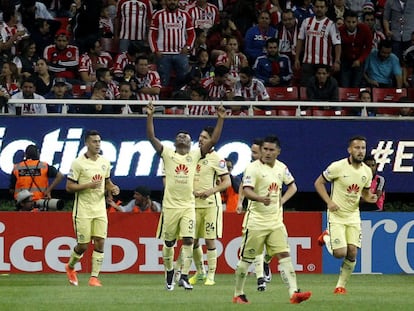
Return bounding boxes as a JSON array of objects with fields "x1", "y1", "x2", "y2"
[
  {"x1": 64, "y1": 130, "x2": 120, "y2": 287},
  {"x1": 236, "y1": 138, "x2": 271, "y2": 291},
  {"x1": 233, "y1": 135, "x2": 312, "y2": 304},
  {"x1": 146, "y1": 102, "x2": 226, "y2": 291},
  {"x1": 187, "y1": 126, "x2": 231, "y2": 286},
  {"x1": 315, "y1": 135, "x2": 377, "y2": 294}
]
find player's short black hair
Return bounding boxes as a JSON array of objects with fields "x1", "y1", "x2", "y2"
[
  {"x1": 252, "y1": 138, "x2": 264, "y2": 146},
  {"x1": 202, "y1": 126, "x2": 214, "y2": 138},
  {"x1": 85, "y1": 130, "x2": 101, "y2": 142},
  {"x1": 263, "y1": 135, "x2": 281, "y2": 148},
  {"x1": 348, "y1": 135, "x2": 366, "y2": 146},
  {"x1": 175, "y1": 130, "x2": 190, "y2": 137}
]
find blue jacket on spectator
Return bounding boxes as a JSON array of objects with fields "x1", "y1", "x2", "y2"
[{"x1": 253, "y1": 54, "x2": 293, "y2": 86}]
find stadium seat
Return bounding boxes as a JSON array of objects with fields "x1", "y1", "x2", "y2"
[
  {"x1": 338, "y1": 87, "x2": 370, "y2": 102},
  {"x1": 266, "y1": 86, "x2": 299, "y2": 101},
  {"x1": 253, "y1": 110, "x2": 277, "y2": 116},
  {"x1": 277, "y1": 109, "x2": 296, "y2": 116},
  {"x1": 100, "y1": 38, "x2": 120, "y2": 56},
  {"x1": 54, "y1": 17, "x2": 70, "y2": 32},
  {"x1": 312, "y1": 109, "x2": 336, "y2": 116},
  {"x1": 299, "y1": 86, "x2": 308, "y2": 100},
  {"x1": 165, "y1": 107, "x2": 184, "y2": 115},
  {"x1": 160, "y1": 86, "x2": 174, "y2": 100},
  {"x1": 72, "y1": 84, "x2": 92, "y2": 98},
  {"x1": 371, "y1": 88, "x2": 407, "y2": 115},
  {"x1": 266, "y1": 86, "x2": 299, "y2": 112}
]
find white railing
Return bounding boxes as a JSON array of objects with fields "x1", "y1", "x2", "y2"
[{"x1": 3, "y1": 98, "x2": 414, "y2": 117}]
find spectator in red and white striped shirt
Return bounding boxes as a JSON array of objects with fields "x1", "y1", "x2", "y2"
[
  {"x1": 112, "y1": 44, "x2": 139, "y2": 80},
  {"x1": 187, "y1": 0, "x2": 220, "y2": 32},
  {"x1": 115, "y1": 0, "x2": 153, "y2": 53},
  {"x1": 78, "y1": 39, "x2": 113, "y2": 85},
  {"x1": 234, "y1": 66, "x2": 270, "y2": 102},
  {"x1": 132, "y1": 54, "x2": 161, "y2": 101},
  {"x1": 200, "y1": 65, "x2": 232, "y2": 100},
  {"x1": 149, "y1": 0, "x2": 196, "y2": 89},
  {"x1": 294, "y1": 0, "x2": 341, "y2": 86}
]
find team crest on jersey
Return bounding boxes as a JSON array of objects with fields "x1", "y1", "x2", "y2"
[
  {"x1": 175, "y1": 164, "x2": 189, "y2": 175},
  {"x1": 207, "y1": 12, "x2": 213, "y2": 18},
  {"x1": 361, "y1": 175, "x2": 367, "y2": 183},
  {"x1": 92, "y1": 174, "x2": 103, "y2": 182},
  {"x1": 196, "y1": 163, "x2": 201, "y2": 173},
  {"x1": 347, "y1": 184, "x2": 360, "y2": 194},
  {"x1": 219, "y1": 159, "x2": 226, "y2": 169},
  {"x1": 177, "y1": 15, "x2": 183, "y2": 22},
  {"x1": 268, "y1": 182, "x2": 279, "y2": 193},
  {"x1": 66, "y1": 51, "x2": 72, "y2": 58},
  {"x1": 186, "y1": 155, "x2": 193, "y2": 163}
]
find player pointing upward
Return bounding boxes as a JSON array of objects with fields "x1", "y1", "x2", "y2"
[{"x1": 147, "y1": 102, "x2": 226, "y2": 290}]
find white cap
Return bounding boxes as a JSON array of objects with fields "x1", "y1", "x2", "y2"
[{"x1": 16, "y1": 190, "x2": 33, "y2": 204}]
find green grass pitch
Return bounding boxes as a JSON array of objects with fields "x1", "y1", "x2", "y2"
[{"x1": 0, "y1": 273, "x2": 412, "y2": 311}]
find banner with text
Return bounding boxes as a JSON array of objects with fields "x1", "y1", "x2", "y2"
[{"x1": 0, "y1": 117, "x2": 413, "y2": 192}]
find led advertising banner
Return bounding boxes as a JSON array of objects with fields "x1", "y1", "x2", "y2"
[
  {"x1": 321, "y1": 212, "x2": 414, "y2": 274},
  {"x1": 0, "y1": 116, "x2": 412, "y2": 192}
]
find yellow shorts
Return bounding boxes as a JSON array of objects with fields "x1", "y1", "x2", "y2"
[
  {"x1": 240, "y1": 225, "x2": 290, "y2": 261},
  {"x1": 156, "y1": 207, "x2": 195, "y2": 241},
  {"x1": 194, "y1": 205, "x2": 223, "y2": 239},
  {"x1": 73, "y1": 216, "x2": 108, "y2": 244},
  {"x1": 329, "y1": 222, "x2": 362, "y2": 250}
]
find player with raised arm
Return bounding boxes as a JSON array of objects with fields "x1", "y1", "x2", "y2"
[
  {"x1": 233, "y1": 135, "x2": 311, "y2": 304},
  {"x1": 65, "y1": 130, "x2": 120, "y2": 287},
  {"x1": 315, "y1": 135, "x2": 378, "y2": 294},
  {"x1": 146, "y1": 102, "x2": 226, "y2": 291}
]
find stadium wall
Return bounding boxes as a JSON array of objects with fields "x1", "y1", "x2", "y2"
[
  {"x1": 0, "y1": 116, "x2": 413, "y2": 193},
  {"x1": 0, "y1": 212, "x2": 412, "y2": 274}
]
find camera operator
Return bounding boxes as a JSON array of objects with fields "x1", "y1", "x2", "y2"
[
  {"x1": 9, "y1": 144, "x2": 64, "y2": 205},
  {"x1": 15, "y1": 190, "x2": 37, "y2": 211}
]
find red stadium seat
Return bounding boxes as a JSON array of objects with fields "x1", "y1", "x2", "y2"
[
  {"x1": 71, "y1": 84, "x2": 92, "y2": 98},
  {"x1": 266, "y1": 86, "x2": 299, "y2": 111},
  {"x1": 165, "y1": 107, "x2": 184, "y2": 115},
  {"x1": 312, "y1": 109, "x2": 336, "y2": 116},
  {"x1": 277, "y1": 109, "x2": 296, "y2": 116},
  {"x1": 253, "y1": 109, "x2": 277, "y2": 116},
  {"x1": 299, "y1": 86, "x2": 308, "y2": 100},
  {"x1": 54, "y1": 17, "x2": 70, "y2": 32},
  {"x1": 266, "y1": 86, "x2": 299, "y2": 101},
  {"x1": 159, "y1": 86, "x2": 174, "y2": 100},
  {"x1": 338, "y1": 87, "x2": 370, "y2": 102},
  {"x1": 371, "y1": 88, "x2": 407, "y2": 115}
]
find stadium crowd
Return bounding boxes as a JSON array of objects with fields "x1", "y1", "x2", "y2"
[{"x1": 0, "y1": 0, "x2": 413, "y2": 116}]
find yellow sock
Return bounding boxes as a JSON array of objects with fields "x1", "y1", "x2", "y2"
[
  {"x1": 336, "y1": 258, "x2": 356, "y2": 288},
  {"x1": 181, "y1": 244, "x2": 193, "y2": 275},
  {"x1": 193, "y1": 245, "x2": 205, "y2": 275},
  {"x1": 174, "y1": 247, "x2": 183, "y2": 271},
  {"x1": 68, "y1": 249, "x2": 83, "y2": 269},
  {"x1": 278, "y1": 257, "x2": 298, "y2": 297},
  {"x1": 234, "y1": 260, "x2": 250, "y2": 296},
  {"x1": 254, "y1": 253, "x2": 264, "y2": 279},
  {"x1": 91, "y1": 250, "x2": 104, "y2": 278},
  {"x1": 206, "y1": 249, "x2": 217, "y2": 280},
  {"x1": 162, "y1": 244, "x2": 174, "y2": 271}
]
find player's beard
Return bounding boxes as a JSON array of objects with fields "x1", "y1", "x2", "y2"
[{"x1": 352, "y1": 154, "x2": 364, "y2": 163}]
